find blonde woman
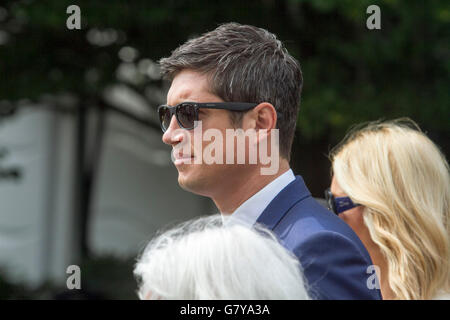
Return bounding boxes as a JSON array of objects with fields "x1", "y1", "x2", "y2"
[{"x1": 328, "y1": 118, "x2": 450, "y2": 300}]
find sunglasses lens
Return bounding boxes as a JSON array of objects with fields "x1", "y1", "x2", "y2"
[
  {"x1": 176, "y1": 103, "x2": 197, "y2": 129},
  {"x1": 325, "y1": 189, "x2": 335, "y2": 213},
  {"x1": 159, "y1": 106, "x2": 171, "y2": 132}
]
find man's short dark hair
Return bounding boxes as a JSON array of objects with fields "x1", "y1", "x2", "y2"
[{"x1": 159, "y1": 22, "x2": 303, "y2": 161}]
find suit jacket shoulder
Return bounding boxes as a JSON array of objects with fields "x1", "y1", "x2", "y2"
[{"x1": 256, "y1": 176, "x2": 382, "y2": 300}]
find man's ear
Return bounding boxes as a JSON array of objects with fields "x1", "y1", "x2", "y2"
[{"x1": 244, "y1": 102, "x2": 277, "y2": 131}]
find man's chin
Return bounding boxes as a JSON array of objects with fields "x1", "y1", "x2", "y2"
[
  {"x1": 177, "y1": 171, "x2": 209, "y2": 196},
  {"x1": 177, "y1": 172, "x2": 197, "y2": 192}
]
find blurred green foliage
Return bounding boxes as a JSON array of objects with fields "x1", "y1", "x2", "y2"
[
  {"x1": 1, "y1": 0, "x2": 448, "y2": 143},
  {"x1": 0, "y1": 255, "x2": 136, "y2": 299},
  {"x1": 293, "y1": 0, "x2": 450, "y2": 142},
  {"x1": 1, "y1": 0, "x2": 448, "y2": 140}
]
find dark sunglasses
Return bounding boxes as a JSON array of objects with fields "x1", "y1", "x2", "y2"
[
  {"x1": 324, "y1": 188, "x2": 361, "y2": 215},
  {"x1": 157, "y1": 101, "x2": 258, "y2": 132}
]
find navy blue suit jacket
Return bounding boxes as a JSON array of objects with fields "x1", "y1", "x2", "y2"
[{"x1": 256, "y1": 175, "x2": 382, "y2": 300}]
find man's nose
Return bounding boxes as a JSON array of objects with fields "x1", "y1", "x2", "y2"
[{"x1": 162, "y1": 115, "x2": 184, "y2": 146}]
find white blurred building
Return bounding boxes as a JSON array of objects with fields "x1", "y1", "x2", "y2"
[{"x1": 0, "y1": 103, "x2": 214, "y2": 287}]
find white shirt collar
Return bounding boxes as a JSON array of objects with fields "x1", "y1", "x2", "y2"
[{"x1": 223, "y1": 169, "x2": 295, "y2": 227}]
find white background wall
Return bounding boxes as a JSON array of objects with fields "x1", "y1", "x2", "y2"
[
  {"x1": 0, "y1": 106, "x2": 76, "y2": 287},
  {"x1": 89, "y1": 111, "x2": 215, "y2": 257},
  {"x1": 0, "y1": 105, "x2": 214, "y2": 288}
]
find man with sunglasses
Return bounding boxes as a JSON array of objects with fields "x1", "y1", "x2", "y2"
[{"x1": 157, "y1": 23, "x2": 380, "y2": 300}]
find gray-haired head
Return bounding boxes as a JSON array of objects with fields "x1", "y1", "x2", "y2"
[
  {"x1": 159, "y1": 22, "x2": 303, "y2": 161},
  {"x1": 134, "y1": 214, "x2": 310, "y2": 299}
]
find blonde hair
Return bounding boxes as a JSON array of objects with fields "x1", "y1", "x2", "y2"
[{"x1": 330, "y1": 118, "x2": 450, "y2": 300}]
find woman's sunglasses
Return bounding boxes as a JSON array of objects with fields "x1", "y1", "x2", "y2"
[
  {"x1": 157, "y1": 101, "x2": 258, "y2": 132},
  {"x1": 324, "y1": 188, "x2": 361, "y2": 215}
]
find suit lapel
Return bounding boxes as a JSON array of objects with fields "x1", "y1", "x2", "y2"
[{"x1": 256, "y1": 176, "x2": 311, "y2": 230}]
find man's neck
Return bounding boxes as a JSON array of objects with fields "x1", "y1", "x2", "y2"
[{"x1": 213, "y1": 160, "x2": 291, "y2": 214}]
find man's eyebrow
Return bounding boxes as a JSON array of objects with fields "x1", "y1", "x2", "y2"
[
  {"x1": 168, "y1": 99, "x2": 197, "y2": 107},
  {"x1": 168, "y1": 89, "x2": 194, "y2": 106}
]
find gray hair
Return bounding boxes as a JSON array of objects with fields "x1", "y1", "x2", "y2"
[
  {"x1": 159, "y1": 22, "x2": 303, "y2": 160},
  {"x1": 134, "y1": 214, "x2": 310, "y2": 299}
]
